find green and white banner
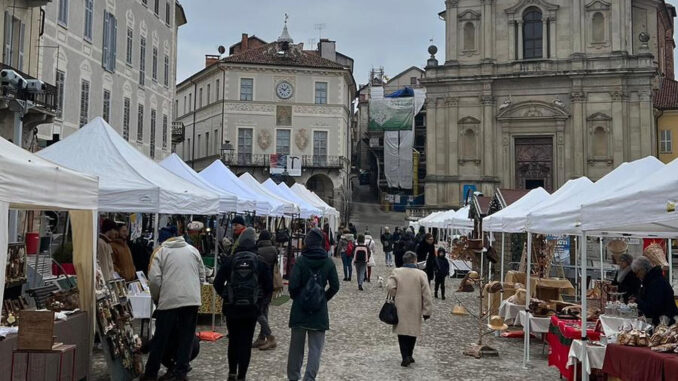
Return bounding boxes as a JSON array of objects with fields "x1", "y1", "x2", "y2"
[{"x1": 368, "y1": 98, "x2": 414, "y2": 131}]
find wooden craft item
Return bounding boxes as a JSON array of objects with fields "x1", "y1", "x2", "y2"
[{"x1": 18, "y1": 310, "x2": 55, "y2": 351}]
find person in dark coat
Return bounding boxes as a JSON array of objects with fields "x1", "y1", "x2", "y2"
[
  {"x1": 434, "y1": 248, "x2": 450, "y2": 299},
  {"x1": 415, "y1": 226, "x2": 426, "y2": 245},
  {"x1": 348, "y1": 222, "x2": 357, "y2": 236},
  {"x1": 253, "y1": 230, "x2": 278, "y2": 351},
  {"x1": 213, "y1": 228, "x2": 273, "y2": 381},
  {"x1": 394, "y1": 231, "x2": 417, "y2": 268},
  {"x1": 631, "y1": 256, "x2": 678, "y2": 326},
  {"x1": 612, "y1": 253, "x2": 641, "y2": 303},
  {"x1": 392, "y1": 227, "x2": 402, "y2": 244},
  {"x1": 287, "y1": 228, "x2": 340, "y2": 381},
  {"x1": 417, "y1": 233, "x2": 436, "y2": 283}
]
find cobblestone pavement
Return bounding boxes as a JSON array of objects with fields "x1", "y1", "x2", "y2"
[{"x1": 92, "y1": 242, "x2": 562, "y2": 380}]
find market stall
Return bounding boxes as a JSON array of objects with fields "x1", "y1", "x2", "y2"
[
  {"x1": 0, "y1": 136, "x2": 98, "y2": 381},
  {"x1": 262, "y1": 180, "x2": 321, "y2": 219},
  {"x1": 199, "y1": 160, "x2": 274, "y2": 216},
  {"x1": 238, "y1": 173, "x2": 299, "y2": 216},
  {"x1": 290, "y1": 183, "x2": 340, "y2": 232}
]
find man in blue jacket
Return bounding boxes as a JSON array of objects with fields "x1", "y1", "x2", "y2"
[{"x1": 287, "y1": 228, "x2": 340, "y2": 381}]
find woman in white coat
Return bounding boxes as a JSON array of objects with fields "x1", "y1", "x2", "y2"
[{"x1": 386, "y1": 251, "x2": 433, "y2": 367}]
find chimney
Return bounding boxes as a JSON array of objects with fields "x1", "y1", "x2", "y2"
[
  {"x1": 241, "y1": 33, "x2": 249, "y2": 52},
  {"x1": 318, "y1": 39, "x2": 336, "y2": 62},
  {"x1": 205, "y1": 55, "x2": 219, "y2": 67}
]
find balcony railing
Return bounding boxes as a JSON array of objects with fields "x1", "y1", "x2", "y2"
[
  {"x1": 171, "y1": 122, "x2": 185, "y2": 144},
  {"x1": 0, "y1": 63, "x2": 58, "y2": 113},
  {"x1": 222, "y1": 153, "x2": 345, "y2": 169}
]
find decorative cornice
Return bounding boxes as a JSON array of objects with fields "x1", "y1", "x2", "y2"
[
  {"x1": 458, "y1": 10, "x2": 482, "y2": 21},
  {"x1": 585, "y1": 0, "x2": 611, "y2": 11},
  {"x1": 610, "y1": 90, "x2": 629, "y2": 101},
  {"x1": 480, "y1": 95, "x2": 495, "y2": 105},
  {"x1": 570, "y1": 91, "x2": 586, "y2": 102},
  {"x1": 505, "y1": 0, "x2": 559, "y2": 14},
  {"x1": 459, "y1": 116, "x2": 481, "y2": 124},
  {"x1": 586, "y1": 112, "x2": 612, "y2": 121}
]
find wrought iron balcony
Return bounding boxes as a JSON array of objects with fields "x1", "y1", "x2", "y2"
[
  {"x1": 302, "y1": 155, "x2": 343, "y2": 169},
  {"x1": 171, "y1": 122, "x2": 185, "y2": 144},
  {"x1": 0, "y1": 63, "x2": 58, "y2": 113},
  {"x1": 222, "y1": 153, "x2": 345, "y2": 169}
]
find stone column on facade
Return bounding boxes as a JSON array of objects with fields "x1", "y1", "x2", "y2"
[
  {"x1": 508, "y1": 20, "x2": 515, "y2": 60},
  {"x1": 517, "y1": 21, "x2": 524, "y2": 60},
  {"x1": 447, "y1": 97, "x2": 459, "y2": 175},
  {"x1": 611, "y1": 0, "x2": 621, "y2": 52},
  {"x1": 501, "y1": 129, "x2": 511, "y2": 188},
  {"x1": 542, "y1": 17, "x2": 549, "y2": 58},
  {"x1": 425, "y1": 98, "x2": 438, "y2": 205},
  {"x1": 571, "y1": 90, "x2": 586, "y2": 176},
  {"x1": 549, "y1": 16, "x2": 557, "y2": 59},
  {"x1": 481, "y1": 93, "x2": 495, "y2": 178},
  {"x1": 611, "y1": 91, "x2": 626, "y2": 166},
  {"x1": 446, "y1": 0, "x2": 459, "y2": 63},
  {"x1": 481, "y1": 0, "x2": 494, "y2": 61},
  {"x1": 436, "y1": 97, "x2": 447, "y2": 174},
  {"x1": 638, "y1": 90, "x2": 654, "y2": 157},
  {"x1": 556, "y1": 122, "x2": 566, "y2": 187},
  {"x1": 572, "y1": 0, "x2": 583, "y2": 54}
]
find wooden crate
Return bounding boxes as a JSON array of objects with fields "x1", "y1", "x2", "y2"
[{"x1": 18, "y1": 310, "x2": 55, "y2": 351}]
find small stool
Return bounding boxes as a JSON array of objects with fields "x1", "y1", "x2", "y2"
[{"x1": 11, "y1": 344, "x2": 76, "y2": 381}]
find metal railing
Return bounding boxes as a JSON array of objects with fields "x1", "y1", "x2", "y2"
[
  {"x1": 0, "y1": 63, "x2": 58, "y2": 113},
  {"x1": 222, "y1": 153, "x2": 345, "y2": 169}
]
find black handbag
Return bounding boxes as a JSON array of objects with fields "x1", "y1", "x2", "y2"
[{"x1": 379, "y1": 297, "x2": 398, "y2": 325}]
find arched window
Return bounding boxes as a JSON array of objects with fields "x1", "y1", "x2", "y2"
[
  {"x1": 593, "y1": 127, "x2": 607, "y2": 157},
  {"x1": 463, "y1": 129, "x2": 476, "y2": 158},
  {"x1": 523, "y1": 7, "x2": 543, "y2": 59},
  {"x1": 463, "y1": 22, "x2": 475, "y2": 51},
  {"x1": 592, "y1": 12, "x2": 605, "y2": 42}
]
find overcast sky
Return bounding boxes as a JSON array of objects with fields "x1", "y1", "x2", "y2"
[{"x1": 177, "y1": 0, "x2": 678, "y2": 85}]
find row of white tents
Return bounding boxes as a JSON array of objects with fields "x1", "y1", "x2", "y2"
[
  {"x1": 37, "y1": 117, "x2": 340, "y2": 228},
  {"x1": 416, "y1": 155, "x2": 678, "y2": 379}
]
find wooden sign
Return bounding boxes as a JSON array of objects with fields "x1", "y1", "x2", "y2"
[{"x1": 18, "y1": 310, "x2": 55, "y2": 351}]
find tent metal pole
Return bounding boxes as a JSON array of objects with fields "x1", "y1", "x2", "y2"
[
  {"x1": 153, "y1": 213, "x2": 159, "y2": 248},
  {"x1": 670, "y1": 239, "x2": 673, "y2": 287},
  {"x1": 523, "y1": 232, "x2": 532, "y2": 368},
  {"x1": 500, "y1": 233, "x2": 505, "y2": 302},
  {"x1": 212, "y1": 214, "x2": 218, "y2": 332},
  {"x1": 600, "y1": 237, "x2": 604, "y2": 282},
  {"x1": 574, "y1": 236, "x2": 579, "y2": 302},
  {"x1": 581, "y1": 232, "x2": 589, "y2": 381}
]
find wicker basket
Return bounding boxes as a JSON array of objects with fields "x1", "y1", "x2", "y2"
[
  {"x1": 644, "y1": 243, "x2": 668, "y2": 268},
  {"x1": 468, "y1": 239, "x2": 483, "y2": 250}
]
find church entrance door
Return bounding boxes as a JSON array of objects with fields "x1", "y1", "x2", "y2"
[{"x1": 515, "y1": 137, "x2": 553, "y2": 191}]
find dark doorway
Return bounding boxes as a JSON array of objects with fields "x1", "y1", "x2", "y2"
[{"x1": 515, "y1": 137, "x2": 553, "y2": 191}]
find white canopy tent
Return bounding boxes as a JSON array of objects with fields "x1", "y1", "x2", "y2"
[
  {"x1": 290, "y1": 183, "x2": 340, "y2": 231},
  {"x1": 422, "y1": 209, "x2": 457, "y2": 229},
  {"x1": 483, "y1": 188, "x2": 550, "y2": 233},
  {"x1": 238, "y1": 173, "x2": 299, "y2": 216},
  {"x1": 450, "y1": 205, "x2": 474, "y2": 232},
  {"x1": 38, "y1": 118, "x2": 220, "y2": 214},
  {"x1": 0, "y1": 136, "x2": 99, "y2": 368},
  {"x1": 580, "y1": 157, "x2": 678, "y2": 237},
  {"x1": 273, "y1": 182, "x2": 322, "y2": 219},
  {"x1": 159, "y1": 154, "x2": 242, "y2": 213},
  {"x1": 200, "y1": 161, "x2": 278, "y2": 216}
]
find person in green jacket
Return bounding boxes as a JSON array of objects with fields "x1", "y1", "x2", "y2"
[{"x1": 287, "y1": 228, "x2": 340, "y2": 381}]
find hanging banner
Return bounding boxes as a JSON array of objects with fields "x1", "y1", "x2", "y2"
[
  {"x1": 270, "y1": 154, "x2": 301, "y2": 176},
  {"x1": 398, "y1": 131, "x2": 413, "y2": 189},
  {"x1": 368, "y1": 98, "x2": 415, "y2": 131},
  {"x1": 384, "y1": 131, "x2": 400, "y2": 188}
]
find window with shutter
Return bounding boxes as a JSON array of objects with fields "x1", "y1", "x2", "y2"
[
  {"x1": 139, "y1": 37, "x2": 146, "y2": 86},
  {"x1": 137, "y1": 104, "x2": 144, "y2": 142},
  {"x1": 103, "y1": 89, "x2": 111, "y2": 122},
  {"x1": 162, "y1": 115, "x2": 168, "y2": 149},
  {"x1": 163, "y1": 55, "x2": 169, "y2": 86},
  {"x1": 150, "y1": 109, "x2": 156, "y2": 158},
  {"x1": 79, "y1": 79, "x2": 90, "y2": 127},
  {"x1": 58, "y1": 0, "x2": 69, "y2": 26},
  {"x1": 102, "y1": 12, "x2": 117, "y2": 72},
  {"x1": 152, "y1": 47, "x2": 158, "y2": 81},
  {"x1": 216, "y1": 79, "x2": 220, "y2": 100},
  {"x1": 126, "y1": 28, "x2": 133, "y2": 65},
  {"x1": 154, "y1": 0, "x2": 159, "y2": 15},
  {"x1": 55, "y1": 70, "x2": 65, "y2": 118},
  {"x1": 3, "y1": 12, "x2": 11, "y2": 65},
  {"x1": 207, "y1": 84, "x2": 211, "y2": 104},
  {"x1": 165, "y1": 2, "x2": 171, "y2": 25},
  {"x1": 17, "y1": 22, "x2": 24, "y2": 71},
  {"x1": 84, "y1": 0, "x2": 93, "y2": 41},
  {"x1": 123, "y1": 97, "x2": 130, "y2": 140}
]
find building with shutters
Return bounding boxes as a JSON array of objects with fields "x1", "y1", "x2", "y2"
[
  {"x1": 34, "y1": 0, "x2": 186, "y2": 160},
  {"x1": 422, "y1": 0, "x2": 675, "y2": 208},
  {"x1": 173, "y1": 23, "x2": 356, "y2": 217}
]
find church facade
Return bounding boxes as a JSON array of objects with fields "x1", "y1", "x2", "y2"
[{"x1": 422, "y1": 0, "x2": 675, "y2": 207}]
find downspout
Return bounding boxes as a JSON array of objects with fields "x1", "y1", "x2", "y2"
[
  {"x1": 190, "y1": 79, "x2": 197, "y2": 168},
  {"x1": 219, "y1": 64, "x2": 226, "y2": 159}
]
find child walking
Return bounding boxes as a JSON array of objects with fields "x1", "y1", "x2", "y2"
[{"x1": 434, "y1": 247, "x2": 450, "y2": 299}]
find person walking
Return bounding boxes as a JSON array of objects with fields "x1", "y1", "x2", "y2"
[
  {"x1": 110, "y1": 223, "x2": 137, "y2": 281},
  {"x1": 142, "y1": 231, "x2": 205, "y2": 381},
  {"x1": 394, "y1": 230, "x2": 416, "y2": 268},
  {"x1": 381, "y1": 227, "x2": 394, "y2": 267},
  {"x1": 386, "y1": 251, "x2": 433, "y2": 367},
  {"x1": 348, "y1": 222, "x2": 357, "y2": 236},
  {"x1": 434, "y1": 248, "x2": 450, "y2": 299},
  {"x1": 337, "y1": 229, "x2": 354, "y2": 281},
  {"x1": 364, "y1": 231, "x2": 376, "y2": 282},
  {"x1": 392, "y1": 227, "x2": 402, "y2": 244},
  {"x1": 229, "y1": 215, "x2": 248, "y2": 255},
  {"x1": 213, "y1": 228, "x2": 273, "y2": 381},
  {"x1": 97, "y1": 219, "x2": 117, "y2": 282},
  {"x1": 287, "y1": 228, "x2": 340, "y2": 381},
  {"x1": 417, "y1": 233, "x2": 437, "y2": 284},
  {"x1": 322, "y1": 224, "x2": 334, "y2": 258},
  {"x1": 253, "y1": 230, "x2": 278, "y2": 351},
  {"x1": 415, "y1": 226, "x2": 426, "y2": 245},
  {"x1": 352, "y1": 234, "x2": 370, "y2": 291}
]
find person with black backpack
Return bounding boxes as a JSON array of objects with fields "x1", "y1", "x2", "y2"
[
  {"x1": 352, "y1": 234, "x2": 371, "y2": 291},
  {"x1": 287, "y1": 228, "x2": 340, "y2": 381},
  {"x1": 213, "y1": 228, "x2": 273, "y2": 381}
]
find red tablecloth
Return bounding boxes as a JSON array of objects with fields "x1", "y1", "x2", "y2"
[
  {"x1": 547, "y1": 316, "x2": 601, "y2": 381},
  {"x1": 602, "y1": 344, "x2": 678, "y2": 381}
]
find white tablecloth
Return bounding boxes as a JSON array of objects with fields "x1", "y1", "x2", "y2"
[
  {"x1": 499, "y1": 300, "x2": 523, "y2": 324},
  {"x1": 598, "y1": 314, "x2": 650, "y2": 337},
  {"x1": 567, "y1": 339, "x2": 607, "y2": 375},
  {"x1": 129, "y1": 293, "x2": 153, "y2": 319},
  {"x1": 515, "y1": 311, "x2": 552, "y2": 333}
]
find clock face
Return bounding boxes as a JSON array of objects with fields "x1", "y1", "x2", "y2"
[{"x1": 276, "y1": 81, "x2": 294, "y2": 99}]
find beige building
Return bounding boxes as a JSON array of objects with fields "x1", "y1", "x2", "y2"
[
  {"x1": 422, "y1": 0, "x2": 676, "y2": 207},
  {"x1": 174, "y1": 25, "x2": 356, "y2": 217},
  {"x1": 1, "y1": 0, "x2": 57, "y2": 148}
]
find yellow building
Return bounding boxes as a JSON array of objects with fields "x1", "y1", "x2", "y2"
[{"x1": 656, "y1": 78, "x2": 678, "y2": 164}]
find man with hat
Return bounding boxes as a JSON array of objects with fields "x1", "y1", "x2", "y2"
[
  {"x1": 229, "y1": 215, "x2": 247, "y2": 256},
  {"x1": 287, "y1": 228, "x2": 340, "y2": 381}
]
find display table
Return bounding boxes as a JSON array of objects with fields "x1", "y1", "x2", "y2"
[
  {"x1": 602, "y1": 344, "x2": 678, "y2": 381},
  {"x1": 516, "y1": 311, "x2": 551, "y2": 333},
  {"x1": 598, "y1": 314, "x2": 650, "y2": 337},
  {"x1": 547, "y1": 315, "x2": 601, "y2": 381},
  {"x1": 499, "y1": 300, "x2": 523, "y2": 324},
  {"x1": 0, "y1": 311, "x2": 89, "y2": 381},
  {"x1": 567, "y1": 339, "x2": 606, "y2": 376}
]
